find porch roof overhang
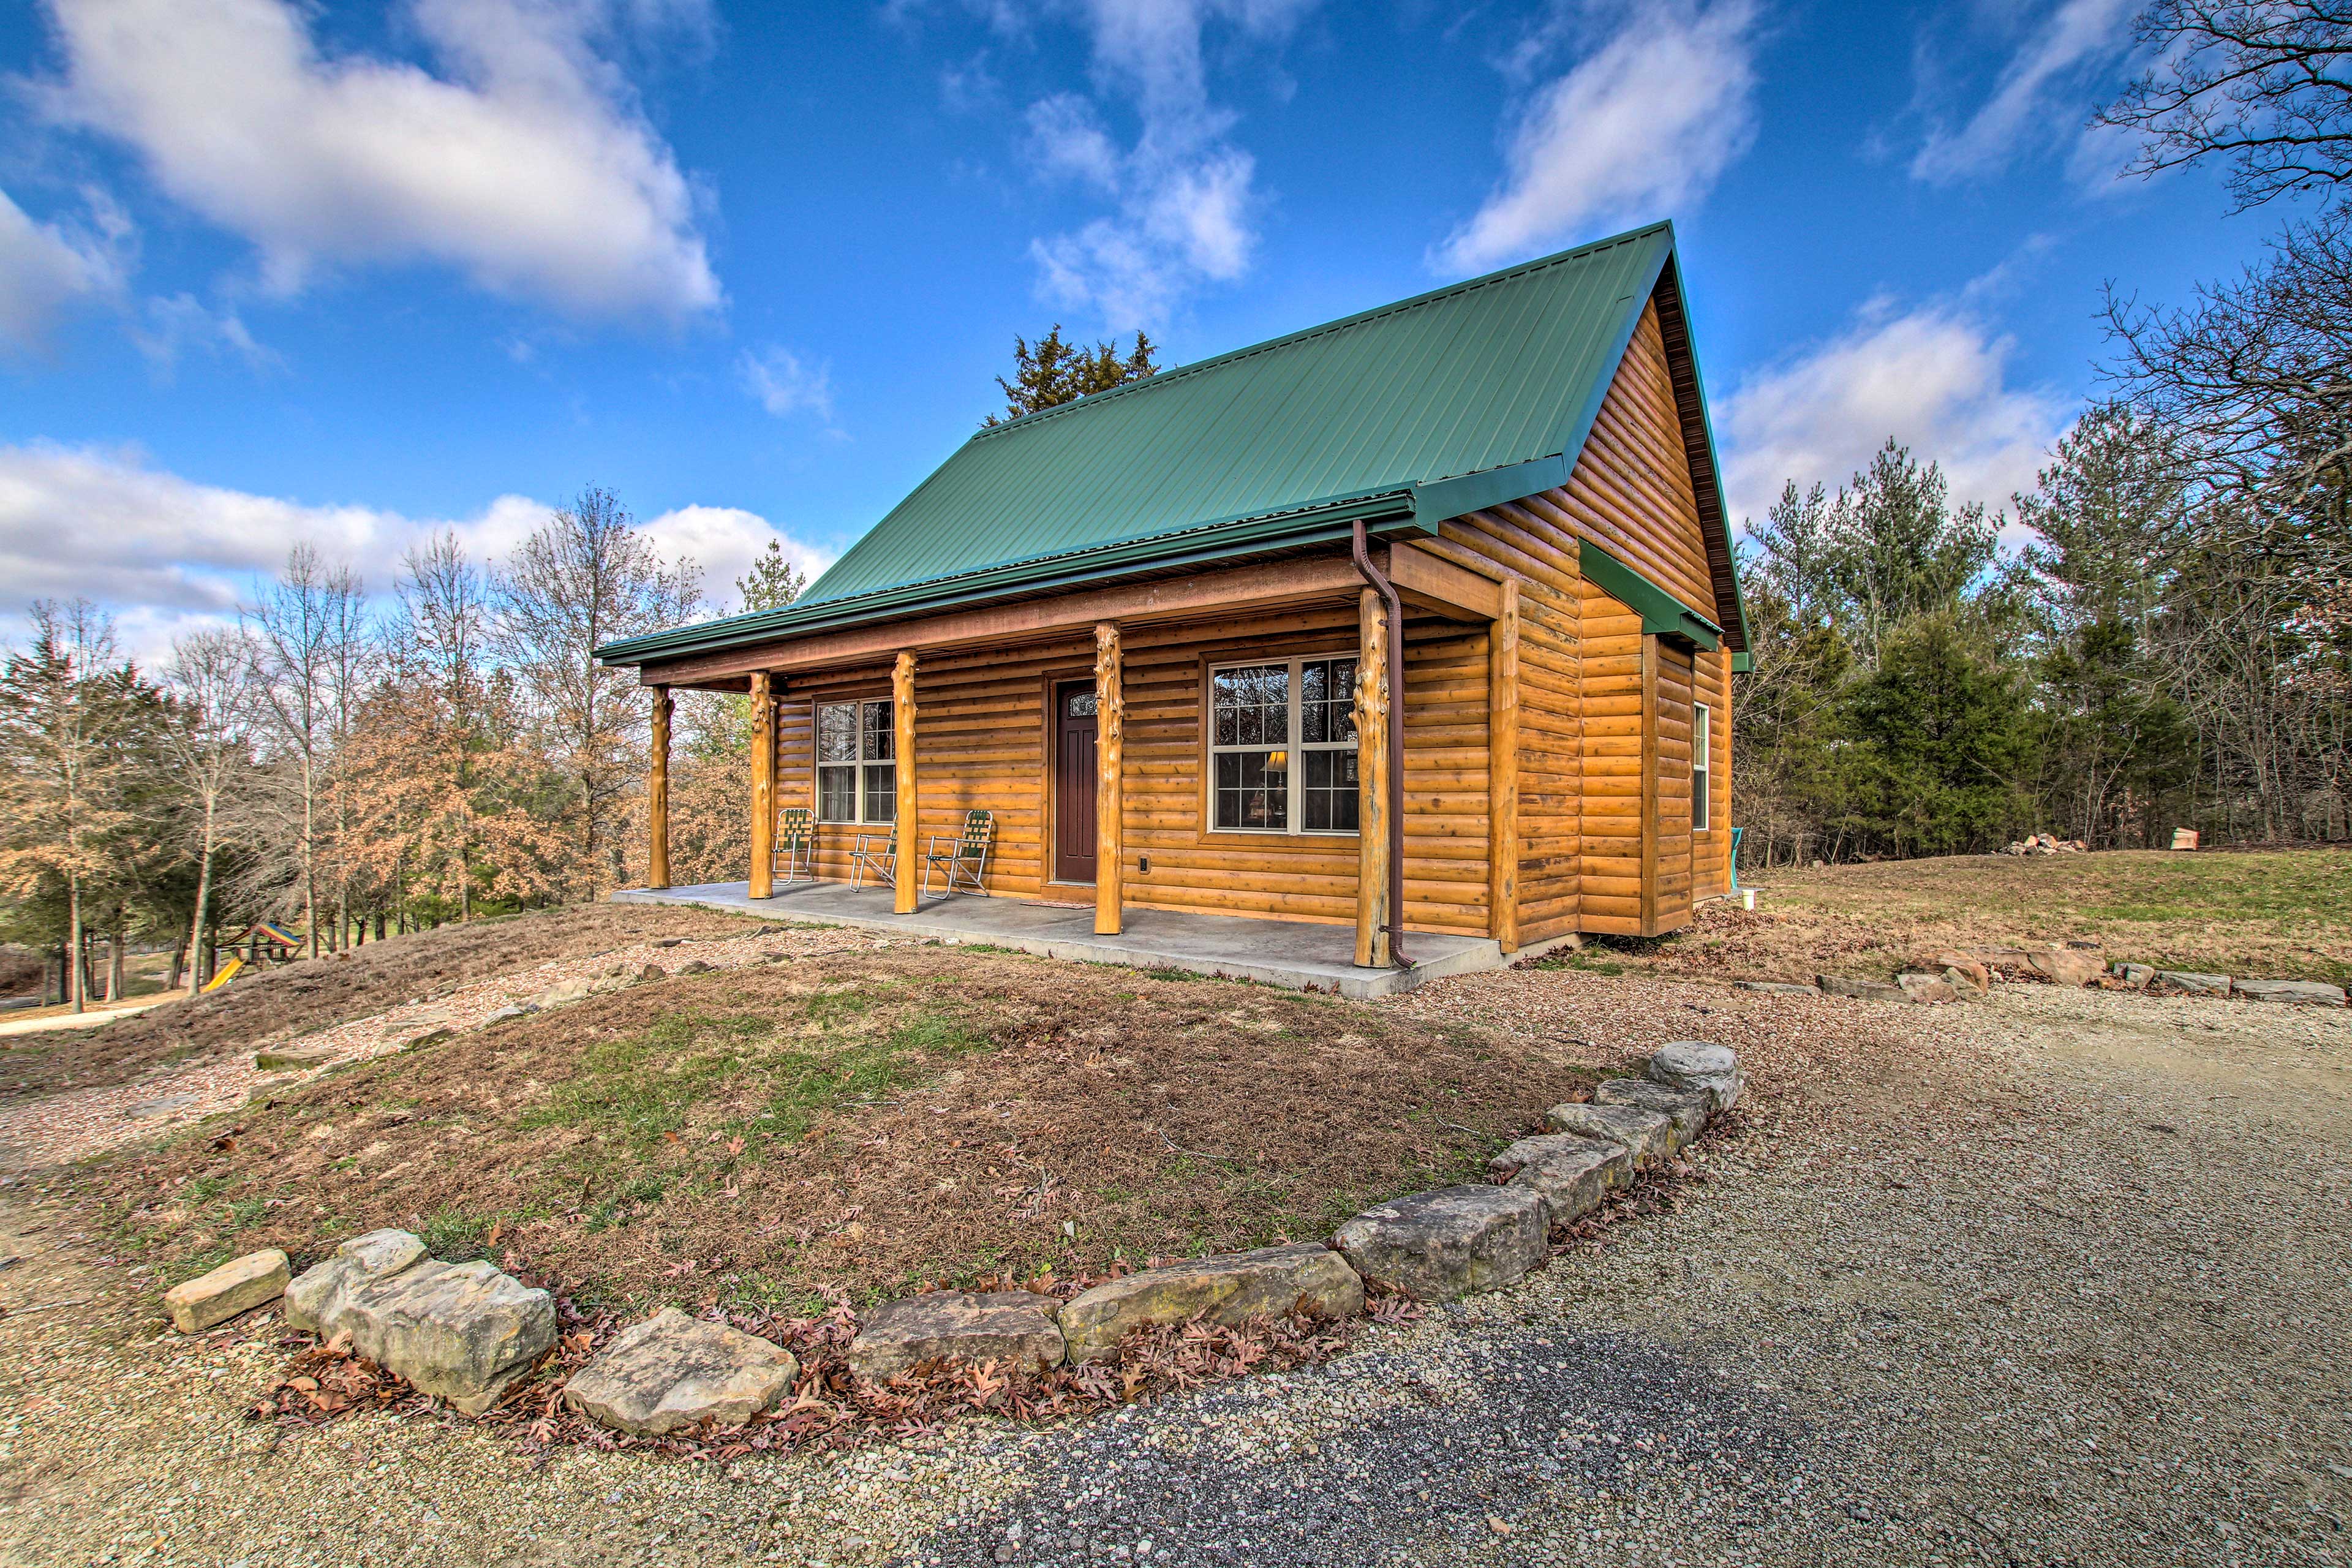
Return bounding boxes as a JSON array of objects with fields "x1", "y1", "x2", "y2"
[{"x1": 624, "y1": 524, "x2": 1504, "y2": 690}]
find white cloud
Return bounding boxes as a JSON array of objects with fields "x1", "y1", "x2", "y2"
[
  {"x1": 1910, "y1": 0, "x2": 2139, "y2": 184},
  {"x1": 644, "y1": 505, "x2": 837, "y2": 614},
  {"x1": 1021, "y1": 0, "x2": 1319, "y2": 330},
  {"x1": 1717, "y1": 301, "x2": 2071, "y2": 531},
  {"x1": 1438, "y1": 0, "x2": 1760, "y2": 275},
  {"x1": 736, "y1": 345, "x2": 837, "y2": 424},
  {"x1": 0, "y1": 187, "x2": 124, "y2": 352},
  {"x1": 34, "y1": 0, "x2": 721, "y2": 318},
  {"x1": 127, "y1": 293, "x2": 277, "y2": 378},
  {"x1": 0, "y1": 443, "x2": 825, "y2": 663}
]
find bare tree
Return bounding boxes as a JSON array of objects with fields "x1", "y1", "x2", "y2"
[
  {"x1": 497, "y1": 488, "x2": 700, "y2": 897},
  {"x1": 163, "y1": 630, "x2": 258, "y2": 997},
  {"x1": 2098, "y1": 0, "x2": 2352, "y2": 210},
  {"x1": 245, "y1": 546, "x2": 363, "y2": 959},
  {"x1": 0, "y1": 601, "x2": 137, "y2": 1012}
]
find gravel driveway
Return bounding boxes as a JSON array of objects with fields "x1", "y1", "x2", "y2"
[{"x1": 1, "y1": 971, "x2": 2346, "y2": 1567}]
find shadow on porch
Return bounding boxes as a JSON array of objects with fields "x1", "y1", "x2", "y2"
[{"x1": 608, "y1": 881, "x2": 1504, "y2": 1001}]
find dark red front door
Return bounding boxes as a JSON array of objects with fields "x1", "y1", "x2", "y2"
[{"x1": 1054, "y1": 680, "x2": 1098, "y2": 884}]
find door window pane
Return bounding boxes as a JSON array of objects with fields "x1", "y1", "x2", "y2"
[{"x1": 1066, "y1": 690, "x2": 1097, "y2": 718}]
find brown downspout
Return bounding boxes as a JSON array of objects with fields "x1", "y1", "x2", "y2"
[{"x1": 1351, "y1": 519, "x2": 1411, "y2": 968}]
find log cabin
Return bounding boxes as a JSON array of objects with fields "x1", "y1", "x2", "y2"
[{"x1": 597, "y1": 221, "x2": 1749, "y2": 964}]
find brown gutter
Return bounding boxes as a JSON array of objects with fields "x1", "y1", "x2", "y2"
[{"x1": 1351, "y1": 520, "x2": 1411, "y2": 968}]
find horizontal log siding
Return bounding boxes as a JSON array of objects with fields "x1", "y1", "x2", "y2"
[
  {"x1": 1695, "y1": 645, "x2": 1732, "y2": 900},
  {"x1": 768, "y1": 604, "x2": 1490, "y2": 935}
]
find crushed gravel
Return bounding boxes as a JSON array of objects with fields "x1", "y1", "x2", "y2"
[{"x1": 0, "y1": 967, "x2": 2346, "y2": 1567}]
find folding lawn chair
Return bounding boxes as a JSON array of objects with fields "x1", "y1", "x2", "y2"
[
  {"x1": 924, "y1": 809, "x2": 995, "y2": 897},
  {"x1": 849, "y1": 827, "x2": 896, "y2": 890},
  {"x1": 775, "y1": 806, "x2": 816, "y2": 885}
]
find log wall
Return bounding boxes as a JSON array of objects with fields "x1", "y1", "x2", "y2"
[{"x1": 769, "y1": 601, "x2": 1493, "y2": 935}]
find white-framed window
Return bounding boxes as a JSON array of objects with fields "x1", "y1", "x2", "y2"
[
  {"x1": 816, "y1": 699, "x2": 895, "y2": 824},
  {"x1": 1692, "y1": 701, "x2": 1711, "y2": 832},
  {"x1": 1208, "y1": 655, "x2": 1359, "y2": 834}
]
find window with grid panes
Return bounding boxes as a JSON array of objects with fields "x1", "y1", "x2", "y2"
[
  {"x1": 816, "y1": 699, "x2": 894, "y2": 823},
  {"x1": 1208, "y1": 656, "x2": 1359, "y2": 834}
]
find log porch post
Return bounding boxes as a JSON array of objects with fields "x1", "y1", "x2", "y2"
[
  {"x1": 1487, "y1": 579, "x2": 1520, "y2": 952},
  {"x1": 1354, "y1": 586, "x2": 1392, "y2": 968},
  {"x1": 748, "y1": 671, "x2": 775, "y2": 899},
  {"x1": 1094, "y1": 622, "x2": 1125, "y2": 935},
  {"x1": 893, "y1": 650, "x2": 919, "y2": 914},
  {"x1": 649, "y1": 685, "x2": 673, "y2": 891}
]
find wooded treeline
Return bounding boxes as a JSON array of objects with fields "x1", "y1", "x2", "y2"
[
  {"x1": 0, "y1": 492, "x2": 794, "y2": 1007},
  {"x1": 1733, "y1": 4, "x2": 2352, "y2": 866}
]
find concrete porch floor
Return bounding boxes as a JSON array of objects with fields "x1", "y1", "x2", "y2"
[{"x1": 609, "y1": 880, "x2": 1502, "y2": 1000}]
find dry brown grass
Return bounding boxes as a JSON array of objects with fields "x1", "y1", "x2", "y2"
[
  {"x1": 80, "y1": 946, "x2": 1598, "y2": 1311},
  {"x1": 0, "y1": 905, "x2": 760, "y2": 1105},
  {"x1": 1546, "y1": 847, "x2": 2352, "y2": 987}
]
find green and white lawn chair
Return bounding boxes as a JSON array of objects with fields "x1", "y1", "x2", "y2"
[
  {"x1": 775, "y1": 805, "x2": 816, "y2": 885},
  {"x1": 924, "y1": 809, "x2": 995, "y2": 897},
  {"x1": 849, "y1": 827, "x2": 895, "y2": 891}
]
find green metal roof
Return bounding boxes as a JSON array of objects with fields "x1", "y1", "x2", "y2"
[{"x1": 600, "y1": 221, "x2": 1744, "y2": 668}]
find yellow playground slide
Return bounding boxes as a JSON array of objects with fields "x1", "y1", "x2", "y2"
[{"x1": 201, "y1": 956, "x2": 244, "y2": 993}]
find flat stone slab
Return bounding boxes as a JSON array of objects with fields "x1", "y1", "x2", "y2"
[
  {"x1": 2234, "y1": 978, "x2": 2346, "y2": 1007},
  {"x1": 564, "y1": 1308, "x2": 798, "y2": 1436},
  {"x1": 1646, "y1": 1042, "x2": 1746, "y2": 1112},
  {"x1": 165, "y1": 1248, "x2": 289, "y2": 1333},
  {"x1": 1817, "y1": 974, "x2": 1907, "y2": 1003},
  {"x1": 1058, "y1": 1243, "x2": 1363, "y2": 1362},
  {"x1": 2112, "y1": 962, "x2": 2155, "y2": 989},
  {"x1": 285, "y1": 1229, "x2": 552, "y2": 1414},
  {"x1": 2154, "y1": 970, "x2": 2232, "y2": 997},
  {"x1": 1932, "y1": 954, "x2": 1991, "y2": 995},
  {"x1": 847, "y1": 1290, "x2": 1066, "y2": 1381},
  {"x1": 1733, "y1": 980, "x2": 1819, "y2": 996},
  {"x1": 1591, "y1": 1077, "x2": 1711, "y2": 1142},
  {"x1": 1545, "y1": 1101, "x2": 1677, "y2": 1166},
  {"x1": 1487, "y1": 1133, "x2": 1628, "y2": 1227},
  {"x1": 1331, "y1": 1185, "x2": 1549, "y2": 1302}
]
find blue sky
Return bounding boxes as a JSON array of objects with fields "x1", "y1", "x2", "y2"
[{"x1": 0, "y1": 0, "x2": 2282, "y2": 660}]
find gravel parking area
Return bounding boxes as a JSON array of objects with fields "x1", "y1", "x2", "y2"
[{"x1": 1, "y1": 968, "x2": 2346, "y2": 1566}]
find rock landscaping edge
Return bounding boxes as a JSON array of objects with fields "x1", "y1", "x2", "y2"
[
  {"x1": 1721, "y1": 941, "x2": 2348, "y2": 1009},
  {"x1": 176, "y1": 1044, "x2": 1747, "y2": 1446}
]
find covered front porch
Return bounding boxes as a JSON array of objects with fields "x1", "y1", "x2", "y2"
[{"x1": 610, "y1": 880, "x2": 1504, "y2": 1001}]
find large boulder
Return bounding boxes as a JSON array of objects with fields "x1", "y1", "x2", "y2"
[
  {"x1": 1331, "y1": 1185, "x2": 1549, "y2": 1302},
  {"x1": 2027, "y1": 945, "x2": 2106, "y2": 987},
  {"x1": 1486, "y1": 1133, "x2": 1628, "y2": 1227},
  {"x1": 2233, "y1": 978, "x2": 2346, "y2": 1008},
  {"x1": 1897, "y1": 971, "x2": 1959, "y2": 1005},
  {"x1": 2154, "y1": 970, "x2": 2231, "y2": 997},
  {"x1": 1591, "y1": 1077, "x2": 1711, "y2": 1142},
  {"x1": 1646, "y1": 1042, "x2": 1746, "y2": 1112},
  {"x1": 1817, "y1": 974, "x2": 1907, "y2": 1003},
  {"x1": 1545, "y1": 1101, "x2": 1676, "y2": 1166},
  {"x1": 1932, "y1": 954, "x2": 1992, "y2": 996},
  {"x1": 284, "y1": 1229, "x2": 428, "y2": 1332},
  {"x1": 1057, "y1": 1244, "x2": 1363, "y2": 1362},
  {"x1": 164, "y1": 1248, "x2": 289, "y2": 1333},
  {"x1": 530, "y1": 976, "x2": 594, "y2": 1009},
  {"x1": 563, "y1": 1308, "x2": 799, "y2": 1436},
  {"x1": 846, "y1": 1291, "x2": 1066, "y2": 1381},
  {"x1": 285, "y1": 1231, "x2": 553, "y2": 1414}
]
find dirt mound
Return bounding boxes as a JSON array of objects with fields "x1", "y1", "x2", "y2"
[
  {"x1": 0, "y1": 905, "x2": 756, "y2": 1103},
  {"x1": 80, "y1": 945, "x2": 1596, "y2": 1308}
]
